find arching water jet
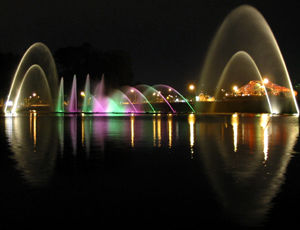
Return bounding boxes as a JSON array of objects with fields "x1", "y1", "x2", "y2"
[
  {"x1": 5, "y1": 42, "x2": 58, "y2": 114},
  {"x1": 213, "y1": 51, "x2": 273, "y2": 113},
  {"x1": 12, "y1": 64, "x2": 52, "y2": 114},
  {"x1": 136, "y1": 84, "x2": 176, "y2": 113},
  {"x1": 152, "y1": 84, "x2": 195, "y2": 113},
  {"x1": 121, "y1": 86, "x2": 156, "y2": 113},
  {"x1": 199, "y1": 5, "x2": 298, "y2": 114}
]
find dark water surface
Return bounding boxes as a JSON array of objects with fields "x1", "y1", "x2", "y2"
[{"x1": 1, "y1": 112, "x2": 300, "y2": 228}]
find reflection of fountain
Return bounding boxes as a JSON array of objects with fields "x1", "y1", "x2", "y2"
[
  {"x1": 69, "y1": 115, "x2": 78, "y2": 155},
  {"x1": 197, "y1": 114, "x2": 299, "y2": 226},
  {"x1": 198, "y1": 5, "x2": 299, "y2": 114},
  {"x1": 4, "y1": 112, "x2": 58, "y2": 187}
]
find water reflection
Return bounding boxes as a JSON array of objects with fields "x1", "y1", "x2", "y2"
[
  {"x1": 198, "y1": 115, "x2": 299, "y2": 226},
  {"x1": 57, "y1": 114, "x2": 64, "y2": 155},
  {"x1": 131, "y1": 114, "x2": 135, "y2": 148},
  {"x1": 157, "y1": 114, "x2": 162, "y2": 147},
  {"x1": 3, "y1": 113, "x2": 299, "y2": 226},
  {"x1": 188, "y1": 114, "x2": 195, "y2": 157},
  {"x1": 231, "y1": 113, "x2": 238, "y2": 152},
  {"x1": 152, "y1": 114, "x2": 163, "y2": 147},
  {"x1": 168, "y1": 114, "x2": 173, "y2": 148},
  {"x1": 70, "y1": 115, "x2": 77, "y2": 155},
  {"x1": 260, "y1": 114, "x2": 270, "y2": 161},
  {"x1": 5, "y1": 111, "x2": 58, "y2": 187},
  {"x1": 153, "y1": 115, "x2": 156, "y2": 147}
]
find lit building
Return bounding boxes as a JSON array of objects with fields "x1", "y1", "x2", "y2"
[{"x1": 236, "y1": 79, "x2": 297, "y2": 97}]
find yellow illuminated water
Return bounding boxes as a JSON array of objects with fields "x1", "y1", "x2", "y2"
[
  {"x1": 231, "y1": 113, "x2": 238, "y2": 152},
  {"x1": 131, "y1": 115, "x2": 135, "y2": 147},
  {"x1": 168, "y1": 114, "x2": 173, "y2": 148},
  {"x1": 188, "y1": 114, "x2": 195, "y2": 157}
]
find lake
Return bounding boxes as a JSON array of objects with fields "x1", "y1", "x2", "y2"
[{"x1": 1, "y1": 112, "x2": 300, "y2": 228}]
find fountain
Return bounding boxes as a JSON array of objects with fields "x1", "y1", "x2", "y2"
[
  {"x1": 82, "y1": 74, "x2": 93, "y2": 113},
  {"x1": 136, "y1": 84, "x2": 176, "y2": 113},
  {"x1": 56, "y1": 78, "x2": 65, "y2": 113},
  {"x1": 210, "y1": 51, "x2": 273, "y2": 113},
  {"x1": 68, "y1": 75, "x2": 78, "y2": 113},
  {"x1": 121, "y1": 86, "x2": 156, "y2": 113},
  {"x1": 4, "y1": 5, "x2": 298, "y2": 115},
  {"x1": 198, "y1": 5, "x2": 299, "y2": 114},
  {"x1": 152, "y1": 84, "x2": 195, "y2": 113},
  {"x1": 12, "y1": 64, "x2": 53, "y2": 113},
  {"x1": 5, "y1": 42, "x2": 58, "y2": 114}
]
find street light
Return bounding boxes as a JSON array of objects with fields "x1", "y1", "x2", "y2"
[
  {"x1": 188, "y1": 84, "x2": 196, "y2": 102},
  {"x1": 232, "y1": 85, "x2": 238, "y2": 92},
  {"x1": 189, "y1": 84, "x2": 195, "y2": 91}
]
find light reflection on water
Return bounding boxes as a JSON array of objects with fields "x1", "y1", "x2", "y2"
[
  {"x1": 197, "y1": 114, "x2": 299, "y2": 226},
  {"x1": 3, "y1": 112, "x2": 300, "y2": 226}
]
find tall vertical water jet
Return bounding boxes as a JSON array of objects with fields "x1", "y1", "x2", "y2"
[
  {"x1": 198, "y1": 5, "x2": 299, "y2": 114},
  {"x1": 68, "y1": 75, "x2": 77, "y2": 113},
  {"x1": 56, "y1": 78, "x2": 65, "y2": 112},
  {"x1": 93, "y1": 74, "x2": 106, "y2": 112},
  {"x1": 5, "y1": 42, "x2": 58, "y2": 114},
  {"x1": 82, "y1": 74, "x2": 93, "y2": 113}
]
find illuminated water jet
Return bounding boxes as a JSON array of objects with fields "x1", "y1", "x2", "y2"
[
  {"x1": 213, "y1": 51, "x2": 273, "y2": 113},
  {"x1": 152, "y1": 84, "x2": 195, "y2": 113},
  {"x1": 5, "y1": 42, "x2": 58, "y2": 114},
  {"x1": 121, "y1": 86, "x2": 156, "y2": 113},
  {"x1": 12, "y1": 64, "x2": 52, "y2": 114},
  {"x1": 56, "y1": 77, "x2": 65, "y2": 113},
  {"x1": 199, "y1": 5, "x2": 298, "y2": 114},
  {"x1": 136, "y1": 84, "x2": 176, "y2": 113},
  {"x1": 68, "y1": 75, "x2": 78, "y2": 112},
  {"x1": 82, "y1": 74, "x2": 93, "y2": 113}
]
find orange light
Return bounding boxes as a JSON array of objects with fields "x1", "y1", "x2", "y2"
[
  {"x1": 232, "y1": 85, "x2": 238, "y2": 92},
  {"x1": 189, "y1": 84, "x2": 195, "y2": 91}
]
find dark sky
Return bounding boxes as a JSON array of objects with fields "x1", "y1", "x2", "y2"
[{"x1": 1, "y1": 0, "x2": 300, "y2": 92}]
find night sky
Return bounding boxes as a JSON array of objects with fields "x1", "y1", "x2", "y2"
[{"x1": 1, "y1": 0, "x2": 300, "y2": 92}]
